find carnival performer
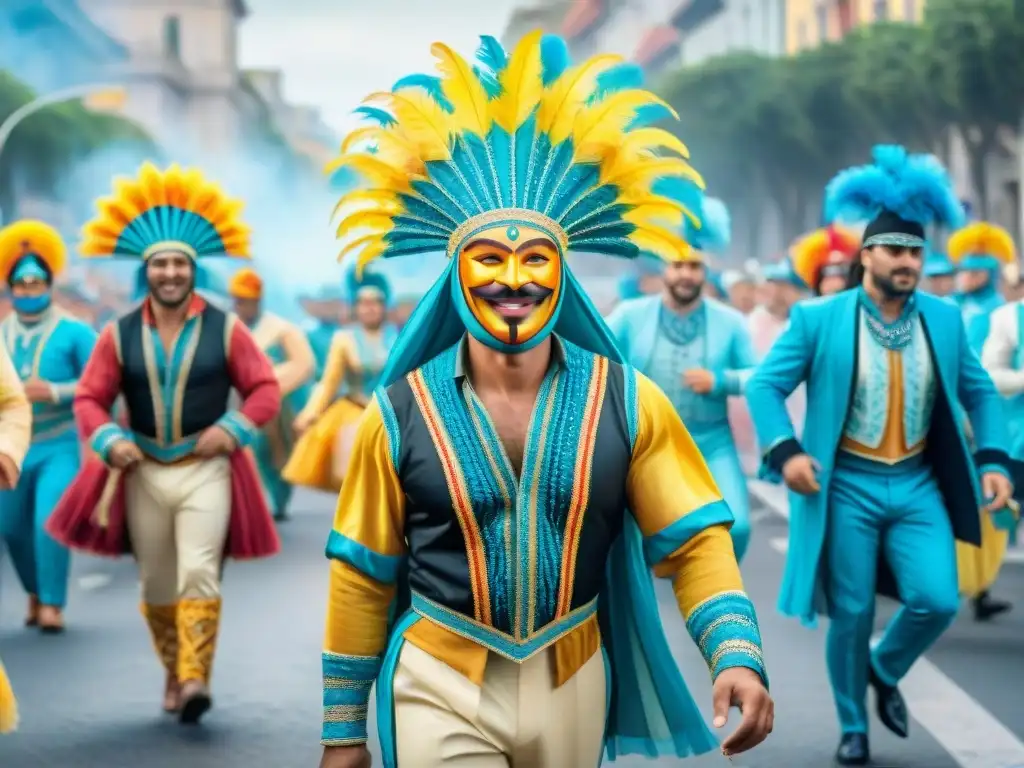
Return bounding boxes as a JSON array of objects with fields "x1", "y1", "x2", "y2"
[
  {"x1": 317, "y1": 32, "x2": 772, "y2": 768},
  {"x1": 284, "y1": 265, "x2": 396, "y2": 492},
  {"x1": 45, "y1": 162, "x2": 281, "y2": 724},
  {"x1": 0, "y1": 220, "x2": 97, "y2": 633},
  {"x1": 789, "y1": 224, "x2": 859, "y2": 297},
  {"x1": 300, "y1": 285, "x2": 346, "y2": 378},
  {"x1": 227, "y1": 267, "x2": 315, "y2": 521},
  {"x1": 923, "y1": 249, "x2": 956, "y2": 297},
  {"x1": 0, "y1": 343, "x2": 32, "y2": 734},
  {"x1": 746, "y1": 145, "x2": 1012, "y2": 766},
  {"x1": 949, "y1": 222, "x2": 1017, "y2": 620},
  {"x1": 607, "y1": 188, "x2": 756, "y2": 561}
]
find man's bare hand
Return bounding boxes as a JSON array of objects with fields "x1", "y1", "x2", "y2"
[
  {"x1": 981, "y1": 470, "x2": 1013, "y2": 514},
  {"x1": 23, "y1": 378, "x2": 53, "y2": 403},
  {"x1": 319, "y1": 744, "x2": 371, "y2": 768},
  {"x1": 0, "y1": 452, "x2": 19, "y2": 490},
  {"x1": 293, "y1": 412, "x2": 314, "y2": 436},
  {"x1": 712, "y1": 666, "x2": 774, "y2": 757},
  {"x1": 194, "y1": 426, "x2": 237, "y2": 457},
  {"x1": 108, "y1": 440, "x2": 143, "y2": 469},
  {"x1": 782, "y1": 453, "x2": 820, "y2": 495},
  {"x1": 682, "y1": 368, "x2": 716, "y2": 394}
]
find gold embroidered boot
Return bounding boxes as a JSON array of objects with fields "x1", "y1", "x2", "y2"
[
  {"x1": 176, "y1": 597, "x2": 221, "y2": 724},
  {"x1": 140, "y1": 603, "x2": 180, "y2": 713}
]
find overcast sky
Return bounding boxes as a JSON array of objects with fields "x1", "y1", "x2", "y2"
[{"x1": 238, "y1": 0, "x2": 516, "y2": 138}]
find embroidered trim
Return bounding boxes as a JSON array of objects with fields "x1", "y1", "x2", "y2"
[
  {"x1": 217, "y1": 410, "x2": 258, "y2": 448},
  {"x1": 89, "y1": 422, "x2": 129, "y2": 460},
  {"x1": 321, "y1": 651, "x2": 381, "y2": 746},
  {"x1": 685, "y1": 590, "x2": 767, "y2": 685}
]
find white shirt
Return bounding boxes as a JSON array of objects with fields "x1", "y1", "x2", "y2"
[{"x1": 980, "y1": 301, "x2": 1024, "y2": 395}]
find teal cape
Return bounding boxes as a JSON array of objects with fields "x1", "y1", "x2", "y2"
[{"x1": 376, "y1": 258, "x2": 719, "y2": 762}]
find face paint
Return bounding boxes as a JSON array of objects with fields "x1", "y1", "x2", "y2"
[{"x1": 456, "y1": 223, "x2": 563, "y2": 350}]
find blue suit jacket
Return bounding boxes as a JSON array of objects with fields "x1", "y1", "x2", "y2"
[
  {"x1": 605, "y1": 295, "x2": 756, "y2": 399},
  {"x1": 745, "y1": 289, "x2": 1010, "y2": 624}
]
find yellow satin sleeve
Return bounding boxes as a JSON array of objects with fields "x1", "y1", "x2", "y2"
[
  {"x1": 627, "y1": 372, "x2": 745, "y2": 618},
  {"x1": 301, "y1": 331, "x2": 350, "y2": 420},
  {"x1": 323, "y1": 396, "x2": 406, "y2": 657}
]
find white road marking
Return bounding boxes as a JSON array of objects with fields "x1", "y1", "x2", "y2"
[
  {"x1": 759, "y1": 489, "x2": 1024, "y2": 767},
  {"x1": 77, "y1": 573, "x2": 112, "y2": 591},
  {"x1": 748, "y1": 480, "x2": 789, "y2": 520}
]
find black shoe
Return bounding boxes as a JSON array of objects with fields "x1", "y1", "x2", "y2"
[
  {"x1": 973, "y1": 591, "x2": 1011, "y2": 622},
  {"x1": 835, "y1": 733, "x2": 869, "y2": 765},
  {"x1": 179, "y1": 689, "x2": 212, "y2": 725},
  {"x1": 869, "y1": 664, "x2": 908, "y2": 738}
]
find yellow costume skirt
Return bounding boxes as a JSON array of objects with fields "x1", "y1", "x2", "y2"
[
  {"x1": 0, "y1": 655, "x2": 17, "y2": 734},
  {"x1": 956, "y1": 511, "x2": 1010, "y2": 597},
  {"x1": 282, "y1": 398, "x2": 366, "y2": 493}
]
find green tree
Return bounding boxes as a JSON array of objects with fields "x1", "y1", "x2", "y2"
[{"x1": 926, "y1": 0, "x2": 1024, "y2": 217}]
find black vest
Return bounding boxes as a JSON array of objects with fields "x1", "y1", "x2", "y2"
[{"x1": 118, "y1": 303, "x2": 232, "y2": 442}]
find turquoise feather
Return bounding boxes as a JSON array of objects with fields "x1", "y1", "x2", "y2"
[
  {"x1": 590, "y1": 63, "x2": 644, "y2": 103},
  {"x1": 352, "y1": 106, "x2": 395, "y2": 127},
  {"x1": 392, "y1": 74, "x2": 454, "y2": 112},
  {"x1": 540, "y1": 35, "x2": 571, "y2": 85}
]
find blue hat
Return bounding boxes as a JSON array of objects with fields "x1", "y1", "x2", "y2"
[{"x1": 923, "y1": 250, "x2": 955, "y2": 278}]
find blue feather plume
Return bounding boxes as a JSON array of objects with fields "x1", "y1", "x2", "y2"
[
  {"x1": 353, "y1": 106, "x2": 395, "y2": 127},
  {"x1": 476, "y1": 35, "x2": 507, "y2": 75},
  {"x1": 652, "y1": 177, "x2": 730, "y2": 254},
  {"x1": 590, "y1": 63, "x2": 644, "y2": 103},
  {"x1": 540, "y1": 35, "x2": 571, "y2": 85},
  {"x1": 344, "y1": 262, "x2": 391, "y2": 305},
  {"x1": 392, "y1": 74, "x2": 454, "y2": 112},
  {"x1": 824, "y1": 144, "x2": 965, "y2": 229}
]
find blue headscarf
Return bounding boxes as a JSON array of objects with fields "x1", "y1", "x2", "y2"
[{"x1": 10, "y1": 255, "x2": 53, "y2": 315}]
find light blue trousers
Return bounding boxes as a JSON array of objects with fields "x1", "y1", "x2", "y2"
[
  {"x1": 0, "y1": 437, "x2": 80, "y2": 607},
  {"x1": 825, "y1": 458, "x2": 959, "y2": 734},
  {"x1": 697, "y1": 433, "x2": 751, "y2": 562}
]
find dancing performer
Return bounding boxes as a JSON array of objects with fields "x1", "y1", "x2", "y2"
[
  {"x1": 46, "y1": 162, "x2": 281, "y2": 723},
  {"x1": 607, "y1": 188, "x2": 757, "y2": 561},
  {"x1": 789, "y1": 224, "x2": 859, "y2": 297},
  {"x1": 0, "y1": 220, "x2": 97, "y2": 632},
  {"x1": 949, "y1": 222, "x2": 1017, "y2": 620},
  {"x1": 0, "y1": 343, "x2": 31, "y2": 734},
  {"x1": 284, "y1": 265, "x2": 396, "y2": 492},
  {"x1": 746, "y1": 145, "x2": 1012, "y2": 766},
  {"x1": 317, "y1": 32, "x2": 772, "y2": 768},
  {"x1": 228, "y1": 267, "x2": 315, "y2": 520}
]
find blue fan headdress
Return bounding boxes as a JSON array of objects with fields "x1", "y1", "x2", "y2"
[
  {"x1": 344, "y1": 262, "x2": 391, "y2": 306},
  {"x1": 652, "y1": 177, "x2": 730, "y2": 256},
  {"x1": 824, "y1": 144, "x2": 965, "y2": 249}
]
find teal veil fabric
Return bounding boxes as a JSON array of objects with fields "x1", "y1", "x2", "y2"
[{"x1": 378, "y1": 258, "x2": 719, "y2": 760}]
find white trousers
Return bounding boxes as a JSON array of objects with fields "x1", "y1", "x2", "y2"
[
  {"x1": 125, "y1": 457, "x2": 231, "y2": 605},
  {"x1": 394, "y1": 643, "x2": 607, "y2": 767}
]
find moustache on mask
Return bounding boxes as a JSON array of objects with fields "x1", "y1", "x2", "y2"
[{"x1": 469, "y1": 282, "x2": 554, "y2": 302}]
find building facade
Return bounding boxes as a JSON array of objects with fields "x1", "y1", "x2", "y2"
[
  {"x1": 785, "y1": 0, "x2": 926, "y2": 54},
  {"x1": 679, "y1": 0, "x2": 785, "y2": 65},
  {"x1": 501, "y1": 0, "x2": 572, "y2": 48}
]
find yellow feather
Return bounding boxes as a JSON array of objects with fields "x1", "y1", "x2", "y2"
[
  {"x1": 431, "y1": 42, "x2": 491, "y2": 136},
  {"x1": 364, "y1": 91, "x2": 452, "y2": 162},
  {"x1": 336, "y1": 210, "x2": 396, "y2": 241},
  {"x1": 356, "y1": 238, "x2": 389, "y2": 273},
  {"x1": 601, "y1": 157, "x2": 703, "y2": 195},
  {"x1": 493, "y1": 30, "x2": 544, "y2": 133},
  {"x1": 948, "y1": 221, "x2": 1016, "y2": 264},
  {"x1": 328, "y1": 153, "x2": 414, "y2": 192},
  {"x1": 332, "y1": 189, "x2": 401, "y2": 221},
  {"x1": 572, "y1": 90, "x2": 678, "y2": 156},
  {"x1": 537, "y1": 54, "x2": 623, "y2": 145},
  {"x1": 338, "y1": 233, "x2": 386, "y2": 264},
  {"x1": 629, "y1": 226, "x2": 691, "y2": 262},
  {"x1": 622, "y1": 201, "x2": 686, "y2": 229}
]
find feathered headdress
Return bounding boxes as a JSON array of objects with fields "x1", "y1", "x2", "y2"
[
  {"x1": 652, "y1": 177, "x2": 729, "y2": 256},
  {"x1": 947, "y1": 221, "x2": 1016, "y2": 272},
  {"x1": 326, "y1": 31, "x2": 701, "y2": 274},
  {"x1": 789, "y1": 224, "x2": 859, "y2": 290},
  {"x1": 0, "y1": 220, "x2": 67, "y2": 284},
  {"x1": 923, "y1": 248, "x2": 955, "y2": 278},
  {"x1": 228, "y1": 267, "x2": 263, "y2": 299},
  {"x1": 344, "y1": 263, "x2": 391, "y2": 306},
  {"x1": 824, "y1": 144, "x2": 965, "y2": 249},
  {"x1": 80, "y1": 162, "x2": 251, "y2": 261}
]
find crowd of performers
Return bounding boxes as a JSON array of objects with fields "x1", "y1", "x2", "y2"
[{"x1": 0, "y1": 29, "x2": 1021, "y2": 768}]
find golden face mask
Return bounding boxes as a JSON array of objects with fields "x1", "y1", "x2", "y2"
[{"x1": 457, "y1": 223, "x2": 563, "y2": 348}]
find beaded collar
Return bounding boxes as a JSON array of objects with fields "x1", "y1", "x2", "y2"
[{"x1": 858, "y1": 288, "x2": 916, "y2": 351}]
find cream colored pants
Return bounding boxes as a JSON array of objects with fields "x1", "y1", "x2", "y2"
[
  {"x1": 125, "y1": 457, "x2": 231, "y2": 605},
  {"x1": 394, "y1": 642, "x2": 607, "y2": 767}
]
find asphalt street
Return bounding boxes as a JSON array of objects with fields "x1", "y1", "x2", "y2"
[{"x1": 1, "y1": 486, "x2": 1022, "y2": 768}]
